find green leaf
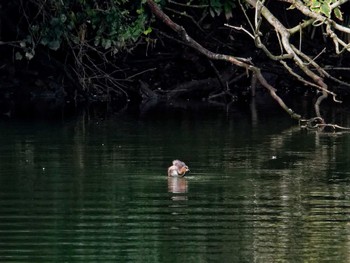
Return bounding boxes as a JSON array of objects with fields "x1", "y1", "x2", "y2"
[
  {"x1": 25, "y1": 51, "x2": 34, "y2": 60},
  {"x1": 40, "y1": 37, "x2": 49, "y2": 46},
  {"x1": 143, "y1": 27, "x2": 152, "y2": 35},
  {"x1": 50, "y1": 17, "x2": 60, "y2": 26},
  {"x1": 104, "y1": 39, "x2": 112, "y2": 49},
  {"x1": 334, "y1": 7, "x2": 343, "y2": 21},
  {"x1": 60, "y1": 14, "x2": 67, "y2": 23},
  {"x1": 31, "y1": 25, "x2": 39, "y2": 32},
  {"x1": 26, "y1": 35, "x2": 33, "y2": 44},
  {"x1": 224, "y1": 2, "x2": 233, "y2": 20},
  {"x1": 71, "y1": 35, "x2": 80, "y2": 45},
  {"x1": 320, "y1": 3, "x2": 331, "y2": 17},
  {"x1": 48, "y1": 40, "x2": 61, "y2": 50},
  {"x1": 136, "y1": 8, "x2": 143, "y2": 15},
  {"x1": 94, "y1": 37, "x2": 100, "y2": 46},
  {"x1": 15, "y1": 52, "x2": 23, "y2": 60},
  {"x1": 310, "y1": 0, "x2": 321, "y2": 9}
]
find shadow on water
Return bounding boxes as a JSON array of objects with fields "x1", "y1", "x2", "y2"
[{"x1": 1, "y1": 107, "x2": 350, "y2": 262}]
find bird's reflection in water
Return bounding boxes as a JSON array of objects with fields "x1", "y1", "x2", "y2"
[{"x1": 168, "y1": 176, "x2": 188, "y2": 201}]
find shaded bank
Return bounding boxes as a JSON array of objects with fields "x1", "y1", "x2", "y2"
[
  {"x1": 1, "y1": 1, "x2": 350, "y2": 121},
  {"x1": 1, "y1": 42, "x2": 350, "y2": 120}
]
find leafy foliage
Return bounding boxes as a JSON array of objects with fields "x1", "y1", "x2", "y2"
[
  {"x1": 17, "y1": 0, "x2": 241, "y2": 58},
  {"x1": 303, "y1": 0, "x2": 343, "y2": 20},
  {"x1": 209, "y1": 0, "x2": 236, "y2": 19},
  {"x1": 18, "y1": 0, "x2": 152, "y2": 58}
]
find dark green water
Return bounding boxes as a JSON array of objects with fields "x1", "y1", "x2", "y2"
[{"x1": 1, "y1": 113, "x2": 350, "y2": 262}]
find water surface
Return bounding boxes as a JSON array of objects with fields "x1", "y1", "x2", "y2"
[{"x1": 1, "y1": 113, "x2": 350, "y2": 262}]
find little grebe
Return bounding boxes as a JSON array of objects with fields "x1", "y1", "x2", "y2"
[{"x1": 168, "y1": 160, "x2": 190, "y2": 177}]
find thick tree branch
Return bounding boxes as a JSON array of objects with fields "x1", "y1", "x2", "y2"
[
  {"x1": 146, "y1": 0, "x2": 301, "y2": 119},
  {"x1": 243, "y1": 0, "x2": 340, "y2": 119}
]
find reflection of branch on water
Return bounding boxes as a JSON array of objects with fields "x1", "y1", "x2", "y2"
[
  {"x1": 261, "y1": 124, "x2": 344, "y2": 178},
  {"x1": 168, "y1": 177, "x2": 188, "y2": 201},
  {"x1": 300, "y1": 117, "x2": 350, "y2": 133},
  {"x1": 228, "y1": 123, "x2": 344, "y2": 178}
]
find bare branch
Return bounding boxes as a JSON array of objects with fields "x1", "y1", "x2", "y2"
[
  {"x1": 168, "y1": 0, "x2": 208, "y2": 9},
  {"x1": 224, "y1": 24, "x2": 255, "y2": 39},
  {"x1": 146, "y1": 0, "x2": 301, "y2": 119}
]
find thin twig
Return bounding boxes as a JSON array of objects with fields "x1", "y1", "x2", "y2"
[
  {"x1": 127, "y1": 68, "x2": 157, "y2": 80},
  {"x1": 224, "y1": 24, "x2": 255, "y2": 39},
  {"x1": 168, "y1": 0, "x2": 208, "y2": 8}
]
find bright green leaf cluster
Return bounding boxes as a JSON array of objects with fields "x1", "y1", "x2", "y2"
[{"x1": 303, "y1": 0, "x2": 343, "y2": 20}]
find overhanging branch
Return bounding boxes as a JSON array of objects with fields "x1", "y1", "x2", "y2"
[{"x1": 146, "y1": 0, "x2": 301, "y2": 120}]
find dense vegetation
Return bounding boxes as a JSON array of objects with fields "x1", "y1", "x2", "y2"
[{"x1": 1, "y1": 0, "x2": 350, "y2": 127}]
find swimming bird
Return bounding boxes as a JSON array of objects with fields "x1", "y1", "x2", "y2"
[{"x1": 168, "y1": 160, "x2": 190, "y2": 177}]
